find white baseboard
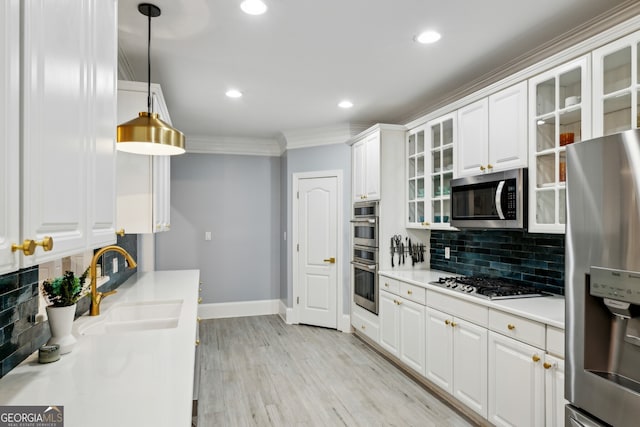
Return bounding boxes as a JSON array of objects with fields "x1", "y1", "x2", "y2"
[
  {"x1": 278, "y1": 300, "x2": 294, "y2": 324},
  {"x1": 198, "y1": 299, "x2": 280, "y2": 319},
  {"x1": 340, "y1": 314, "x2": 351, "y2": 333}
]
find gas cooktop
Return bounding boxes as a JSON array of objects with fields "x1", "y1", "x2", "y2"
[{"x1": 430, "y1": 276, "x2": 548, "y2": 300}]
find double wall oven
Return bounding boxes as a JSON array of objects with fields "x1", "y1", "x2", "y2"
[{"x1": 352, "y1": 201, "x2": 379, "y2": 314}]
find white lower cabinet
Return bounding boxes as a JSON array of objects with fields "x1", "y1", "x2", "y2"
[
  {"x1": 426, "y1": 307, "x2": 488, "y2": 417},
  {"x1": 379, "y1": 289, "x2": 425, "y2": 375},
  {"x1": 544, "y1": 354, "x2": 566, "y2": 427},
  {"x1": 351, "y1": 305, "x2": 380, "y2": 343},
  {"x1": 488, "y1": 331, "x2": 545, "y2": 427}
]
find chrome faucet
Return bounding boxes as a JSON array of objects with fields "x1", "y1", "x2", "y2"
[{"x1": 89, "y1": 245, "x2": 137, "y2": 316}]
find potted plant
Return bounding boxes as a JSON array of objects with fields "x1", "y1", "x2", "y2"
[{"x1": 42, "y1": 269, "x2": 88, "y2": 354}]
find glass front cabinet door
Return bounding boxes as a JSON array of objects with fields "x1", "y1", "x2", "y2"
[
  {"x1": 592, "y1": 29, "x2": 640, "y2": 137},
  {"x1": 528, "y1": 55, "x2": 591, "y2": 233},
  {"x1": 407, "y1": 113, "x2": 456, "y2": 229}
]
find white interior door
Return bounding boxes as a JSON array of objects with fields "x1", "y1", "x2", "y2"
[{"x1": 297, "y1": 176, "x2": 338, "y2": 328}]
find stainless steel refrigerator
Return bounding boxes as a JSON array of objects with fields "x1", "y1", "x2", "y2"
[{"x1": 566, "y1": 128, "x2": 640, "y2": 426}]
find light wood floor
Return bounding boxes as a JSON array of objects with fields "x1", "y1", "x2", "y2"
[{"x1": 196, "y1": 315, "x2": 474, "y2": 427}]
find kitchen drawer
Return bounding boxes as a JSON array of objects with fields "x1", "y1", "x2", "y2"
[
  {"x1": 546, "y1": 326, "x2": 564, "y2": 358},
  {"x1": 400, "y1": 281, "x2": 426, "y2": 305},
  {"x1": 489, "y1": 309, "x2": 546, "y2": 349},
  {"x1": 352, "y1": 310, "x2": 379, "y2": 343},
  {"x1": 427, "y1": 290, "x2": 488, "y2": 327},
  {"x1": 380, "y1": 276, "x2": 400, "y2": 295}
]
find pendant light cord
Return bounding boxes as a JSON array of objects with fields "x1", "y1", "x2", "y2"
[{"x1": 147, "y1": 9, "x2": 152, "y2": 114}]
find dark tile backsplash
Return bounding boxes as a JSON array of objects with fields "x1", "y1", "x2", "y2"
[
  {"x1": 430, "y1": 230, "x2": 565, "y2": 295},
  {"x1": 0, "y1": 234, "x2": 137, "y2": 378}
]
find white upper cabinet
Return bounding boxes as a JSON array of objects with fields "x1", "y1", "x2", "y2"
[
  {"x1": 21, "y1": 0, "x2": 118, "y2": 266},
  {"x1": 457, "y1": 82, "x2": 528, "y2": 177},
  {"x1": 488, "y1": 82, "x2": 528, "y2": 171},
  {"x1": 407, "y1": 113, "x2": 456, "y2": 229},
  {"x1": 0, "y1": 0, "x2": 20, "y2": 275},
  {"x1": 352, "y1": 131, "x2": 380, "y2": 202},
  {"x1": 116, "y1": 81, "x2": 172, "y2": 234},
  {"x1": 592, "y1": 29, "x2": 640, "y2": 137},
  {"x1": 528, "y1": 55, "x2": 590, "y2": 234},
  {"x1": 458, "y1": 98, "x2": 489, "y2": 176}
]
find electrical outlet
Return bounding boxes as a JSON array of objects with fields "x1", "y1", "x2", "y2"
[
  {"x1": 205, "y1": 231, "x2": 212, "y2": 241},
  {"x1": 444, "y1": 247, "x2": 451, "y2": 260},
  {"x1": 112, "y1": 258, "x2": 119, "y2": 273}
]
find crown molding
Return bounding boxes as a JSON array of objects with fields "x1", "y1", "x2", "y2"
[
  {"x1": 187, "y1": 136, "x2": 281, "y2": 157},
  {"x1": 403, "y1": 1, "x2": 640, "y2": 130},
  {"x1": 345, "y1": 123, "x2": 407, "y2": 146},
  {"x1": 281, "y1": 122, "x2": 374, "y2": 150}
]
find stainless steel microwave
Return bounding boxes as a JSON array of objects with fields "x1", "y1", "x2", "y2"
[{"x1": 450, "y1": 168, "x2": 527, "y2": 229}]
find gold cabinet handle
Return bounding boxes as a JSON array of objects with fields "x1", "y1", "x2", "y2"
[
  {"x1": 384, "y1": 282, "x2": 389, "y2": 287},
  {"x1": 11, "y1": 239, "x2": 36, "y2": 256},
  {"x1": 543, "y1": 362, "x2": 553, "y2": 369},
  {"x1": 116, "y1": 228, "x2": 125, "y2": 237},
  {"x1": 480, "y1": 165, "x2": 486, "y2": 171},
  {"x1": 323, "y1": 257, "x2": 336, "y2": 264},
  {"x1": 407, "y1": 290, "x2": 413, "y2": 295},
  {"x1": 195, "y1": 339, "x2": 200, "y2": 346},
  {"x1": 422, "y1": 222, "x2": 430, "y2": 226},
  {"x1": 35, "y1": 236, "x2": 54, "y2": 252},
  {"x1": 397, "y1": 300, "x2": 402, "y2": 305},
  {"x1": 198, "y1": 297, "x2": 203, "y2": 304},
  {"x1": 487, "y1": 164, "x2": 493, "y2": 169},
  {"x1": 361, "y1": 325, "x2": 366, "y2": 330},
  {"x1": 445, "y1": 319, "x2": 450, "y2": 325},
  {"x1": 507, "y1": 324, "x2": 516, "y2": 330},
  {"x1": 532, "y1": 354, "x2": 541, "y2": 363},
  {"x1": 197, "y1": 317, "x2": 201, "y2": 323},
  {"x1": 451, "y1": 322, "x2": 457, "y2": 327}
]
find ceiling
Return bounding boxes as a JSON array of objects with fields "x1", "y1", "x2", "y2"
[{"x1": 118, "y1": 0, "x2": 632, "y2": 150}]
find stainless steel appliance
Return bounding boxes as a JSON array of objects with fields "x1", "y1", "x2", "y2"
[
  {"x1": 352, "y1": 245, "x2": 378, "y2": 314},
  {"x1": 431, "y1": 276, "x2": 547, "y2": 299},
  {"x1": 566, "y1": 129, "x2": 640, "y2": 427},
  {"x1": 352, "y1": 201, "x2": 378, "y2": 247},
  {"x1": 352, "y1": 201, "x2": 379, "y2": 314},
  {"x1": 450, "y1": 168, "x2": 527, "y2": 229}
]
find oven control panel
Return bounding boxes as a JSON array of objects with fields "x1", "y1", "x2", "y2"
[{"x1": 590, "y1": 266, "x2": 640, "y2": 305}]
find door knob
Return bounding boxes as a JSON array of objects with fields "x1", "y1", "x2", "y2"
[
  {"x1": 323, "y1": 257, "x2": 336, "y2": 264},
  {"x1": 35, "y1": 236, "x2": 54, "y2": 252},
  {"x1": 11, "y1": 239, "x2": 36, "y2": 256}
]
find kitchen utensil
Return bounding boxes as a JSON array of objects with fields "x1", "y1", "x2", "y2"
[
  {"x1": 408, "y1": 238, "x2": 414, "y2": 266},
  {"x1": 401, "y1": 242, "x2": 404, "y2": 264},
  {"x1": 390, "y1": 237, "x2": 394, "y2": 267}
]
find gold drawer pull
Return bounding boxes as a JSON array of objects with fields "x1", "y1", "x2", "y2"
[
  {"x1": 507, "y1": 324, "x2": 516, "y2": 330},
  {"x1": 543, "y1": 362, "x2": 553, "y2": 369},
  {"x1": 35, "y1": 236, "x2": 54, "y2": 252},
  {"x1": 487, "y1": 164, "x2": 493, "y2": 169},
  {"x1": 407, "y1": 290, "x2": 413, "y2": 295},
  {"x1": 451, "y1": 322, "x2": 457, "y2": 327},
  {"x1": 116, "y1": 228, "x2": 125, "y2": 237},
  {"x1": 532, "y1": 354, "x2": 541, "y2": 363},
  {"x1": 197, "y1": 317, "x2": 201, "y2": 323},
  {"x1": 11, "y1": 239, "x2": 36, "y2": 256},
  {"x1": 422, "y1": 221, "x2": 430, "y2": 226},
  {"x1": 384, "y1": 282, "x2": 389, "y2": 287},
  {"x1": 445, "y1": 319, "x2": 450, "y2": 325},
  {"x1": 361, "y1": 325, "x2": 366, "y2": 330},
  {"x1": 198, "y1": 297, "x2": 203, "y2": 304},
  {"x1": 480, "y1": 165, "x2": 486, "y2": 171},
  {"x1": 195, "y1": 339, "x2": 200, "y2": 346}
]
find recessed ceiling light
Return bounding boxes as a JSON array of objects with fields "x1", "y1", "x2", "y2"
[
  {"x1": 415, "y1": 30, "x2": 441, "y2": 44},
  {"x1": 338, "y1": 100, "x2": 353, "y2": 109},
  {"x1": 240, "y1": 0, "x2": 267, "y2": 15},
  {"x1": 226, "y1": 89, "x2": 243, "y2": 98}
]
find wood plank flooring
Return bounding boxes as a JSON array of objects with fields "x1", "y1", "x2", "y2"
[{"x1": 196, "y1": 315, "x2": 474, "y2": 427}]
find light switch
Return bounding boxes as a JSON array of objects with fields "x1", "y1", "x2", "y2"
[
  {"x1": 205, "y1": 231, "x2": 212, "y2": 241},
  {"x1": 444, "y1": 247, "x2": 450, "y2": 260},
  {"x1": 112, "y1": 258, "x2": 119, "y2": 273}
]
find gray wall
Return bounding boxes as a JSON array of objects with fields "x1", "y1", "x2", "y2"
[
  {"x1": 284, "y1": 143, "x2": 352, "y2": 314},
  {"x1": 155, "y1": 153, "x2": 281, "y2": 303}
]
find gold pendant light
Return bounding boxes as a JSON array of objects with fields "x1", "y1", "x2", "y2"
[{"x1": 117, "y1": 3, "x2": 185, "y2": 156}]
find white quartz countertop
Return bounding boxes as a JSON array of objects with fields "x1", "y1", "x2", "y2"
[
  {"x1": 0, "y1": 270, "x2": 200, "y2": 427},
  {"x1": 379, "y1": 269, "x2": 565, "y2": 329}
]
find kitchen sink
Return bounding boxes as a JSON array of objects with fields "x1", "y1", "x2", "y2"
[{"x1": 79, "y1": 299, "x2": 183, "y2": 336}]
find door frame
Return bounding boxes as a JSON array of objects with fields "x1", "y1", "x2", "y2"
[{"x1": 292, "y1": 170, "x2": 344, "y2": 330}]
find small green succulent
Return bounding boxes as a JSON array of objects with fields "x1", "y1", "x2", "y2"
[{"x1": 42, "y1": 269, "x2": 89, "y2": 307}]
